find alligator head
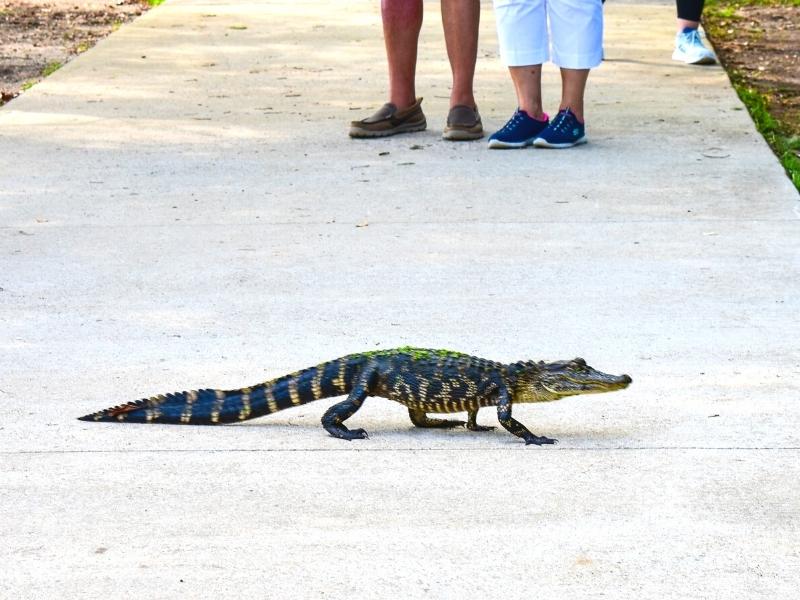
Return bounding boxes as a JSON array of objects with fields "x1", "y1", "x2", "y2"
[{"x1": 513, "y1": 358, "x2": 632, "y2": 403}]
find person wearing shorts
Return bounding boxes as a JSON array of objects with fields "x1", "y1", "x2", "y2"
[
  {"x1": 349, "y1": 0, "x2": 484, "y2": 141},
  {"x1": 488, "y1": 0, "x2": 603, "y2": 149}
]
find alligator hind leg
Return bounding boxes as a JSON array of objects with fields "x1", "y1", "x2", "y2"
[
  {"x1": 322, "y1": 395, "x2": 369, "y2": 440},
  {"x1": 321, "y1": 368, "x2": 374, "y2": 440},
  {"x1": 466, "y1": 409, "x2": 495, "y2": 432},
  {"x1": 408, "y1": 408, "x2": 465, "y2": 429}
]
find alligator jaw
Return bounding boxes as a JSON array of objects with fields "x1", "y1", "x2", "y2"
[{"x1": 539, "y1": 366, "x2": 632, "y2": 398}]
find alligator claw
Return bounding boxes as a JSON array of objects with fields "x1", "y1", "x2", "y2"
[
  {"x1": 466, "y1": 424, "x2": 496, "y2": 432},
  {"x1": 348, "y1": 428, "x2": 369, "y2": 440}
]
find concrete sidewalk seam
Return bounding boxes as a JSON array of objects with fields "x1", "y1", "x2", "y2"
[{"x1": 4, "y1": 446, "x2": 800, "y2": 455}]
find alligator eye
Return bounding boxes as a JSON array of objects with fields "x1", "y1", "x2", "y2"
[{"x1": 572, "y1": 358, "x2": 587, "y2": 368}]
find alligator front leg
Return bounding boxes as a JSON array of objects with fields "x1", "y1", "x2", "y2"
[
  {"x1": 496, "y1": 388, "x2": 556, "y2": 445},
  {"x1": 408, "y1": 408, "x2": 465, "y2": 428}
]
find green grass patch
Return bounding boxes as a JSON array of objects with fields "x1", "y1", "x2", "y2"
[
  {"x1": 41, "y1": 61, "x2": 62, "y2": 77},
  {"x1": 18, "y1": 61, "x2": 63, "y2": 93},
  {"x1": 706, "y1": 0, "x2": 800, "y2": 8},
  {"x1": 733, "y1": 84, "x2": 800, "y2": 189},
  {"x1": 146, "y1": 0, "x2": 166, "y2": 6}
]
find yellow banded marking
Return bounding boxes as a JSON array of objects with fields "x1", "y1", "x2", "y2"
[
  {"x1": 311, "y1": 368, "x2": 323, "y2": 400},
  {"x1": 333, "y1": 359, "x2": 347, "y2": 394},
  {"x1": 181, "y1": 390, "x2": 197, "y2": 423},
  {"x1": 266, "y1": 388, "x2": 278, "y2": 413},
  {"x1": 210, "y1": 389, "x2": 225, "y2": 424},
  {"x1": 239, "y1": 388, "x2": 252, "y2": 420},
  {"x1": 288, "y1": 380, "x2": 301, "y2": 406},
  {"x1": 433, "y1": 382, "x2": 449, "y2": 408},
  {"x1": 418, "y1": 379, "x2": 429, "y2": 404}
]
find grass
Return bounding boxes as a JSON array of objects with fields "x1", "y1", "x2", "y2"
[
  {"x1": 146, "y1": 0, "x2": 166, "y2": 6},
  {"x1": 17, "y1": 61, "x2": 62, "y2": 93},
  {"x1": 733, "y1": 85, "x2": 800, "y2": 190},
  {"x1": 704, "y1": 0, "x2": 800, "y2": 191},
  {"x1": 41, "y1": 61, "x2": 62, "y2": 77}
]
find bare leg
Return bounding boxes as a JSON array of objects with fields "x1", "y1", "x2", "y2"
[
  {"x1": 676, "y1": 0, "x2": 705, "y2": 31},
  {"x1": 382, "y1": 0, "x2": 423, "y2": 110},
  {"x1": 441, "y1": 0, "x2": 480, "y2": 108},
  {"x1": 559, "y1": 68, "x2": 590, "y2": 122},
  {"x1": 508, "y1": 65, "x2": 545, "y2": 120}
]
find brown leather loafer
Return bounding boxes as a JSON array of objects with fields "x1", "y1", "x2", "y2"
[
  {"x1": 442, "y1": 104, "x2": 484, "y2": 141},
  {"x1": 349, "y1": 98, "x2": 427, "y2": 138}
]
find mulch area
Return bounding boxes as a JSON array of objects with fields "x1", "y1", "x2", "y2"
[
  {"x1": 705, "y1": 4, "x2": 800, "y2": 137},
  {"x1": 0, "y1": 0, "x2": 150, "y2": 104}
]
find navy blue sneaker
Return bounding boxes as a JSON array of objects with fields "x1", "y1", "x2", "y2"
[
  {"x1": 488, "y1": 109, "x2": 549, "y2": 149},
  {"x1": 533, "y1": 108, "x2": 587, "y2": 148}
]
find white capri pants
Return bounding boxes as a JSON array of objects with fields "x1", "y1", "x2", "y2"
[{"x1": 493, "y1": 0, "x2": 604, "y2": 69}]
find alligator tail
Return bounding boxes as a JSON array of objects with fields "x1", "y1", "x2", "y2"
[{"x1": 78, "y1": 355, "x2": 363, "y2": 425}]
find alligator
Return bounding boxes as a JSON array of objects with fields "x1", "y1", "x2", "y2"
[{"x1": 78, "y1": 347, "x2": 632, "y2": 444}]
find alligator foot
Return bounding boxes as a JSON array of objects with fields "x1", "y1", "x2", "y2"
[
  {"x1": 466, "y1": 410, "x2": 494, "y2": 432},
  {"x1": 408, "y1": 409, "x2": 465, "y2": 429},
  {"x1": 524, "y1": 434, "x2": 558, "y2": 446},
  {"x1": 466, "y1": 423, "x2": 495, "y2": 432},
  {"x1": 332, "y1": 427, "x2": 369, "y2": 441},
  {"x1": 440, "y1": 419, "x2": 468, "y2": 428}
]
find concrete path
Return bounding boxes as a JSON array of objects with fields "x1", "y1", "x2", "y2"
[{"x1": 1, "y1": 1, "x2": 798, "y2": 598}]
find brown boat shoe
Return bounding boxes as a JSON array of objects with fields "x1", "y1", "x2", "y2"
[
  {"x1": 442, "y1": 104, "x2": 484, "y2": 141},
  {"x1": 349, "y1": 97, "x2": 427, "y2": 138}
]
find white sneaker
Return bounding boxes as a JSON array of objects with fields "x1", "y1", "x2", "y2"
[{"x1": 672, "y1": 29, "x2": 717, "y2": 65}]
